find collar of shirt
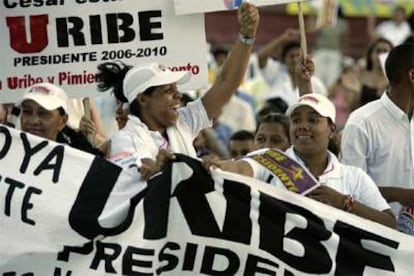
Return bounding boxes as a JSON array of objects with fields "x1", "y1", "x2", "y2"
[
  {"x1": 381, "y1": 92, "x2": 410, "y2": 122},
  {"x1": 126, "y1": 115, "x2": 169, "y2": 149},
  {"x1": 286, "y1": 146, "x2": 341, "y2": 183}
]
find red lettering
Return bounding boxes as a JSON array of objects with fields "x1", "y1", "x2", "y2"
[{"x1": 6, "y1": 15, "x2": 49, "y2": 54}]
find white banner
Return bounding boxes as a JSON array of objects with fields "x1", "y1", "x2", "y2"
[
  {"x1": 0, "y1": 0, "x2": 207, "y2": 103},
  {"x1": 174, "y1": 0, "x2": 306, "y2": 15},
  {"x1": 1, "y1": 125, "x2": 414, "y2": 275}
]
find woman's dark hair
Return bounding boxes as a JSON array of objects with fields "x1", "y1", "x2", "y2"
[
  {"x1": 96, "y1": 61, "x2": 132, "y2": 103},
  {"x1": 256, "y1": 112, "x2": 290, "y2": 142},
  {"x1": 365, "y1": 38, "x2": 393, "y2": 71},
  {"x1": 281, "y1": 41, "x2": 301, "y2": 62},
  {"x1": 326, "y1": 119, "x2": 340, "y2": 156},
  {"x1": 128, "y1": 86, "x2": 157, "y2": 117},
  {"x1": 96, "y1": 61, "x2": 156, "y2": 117},
  {"x1": 57, "y1": 107, "x2": 66, "y2": 116},
  {"x1": 230, "y1": 130, "x2": 254, "y2": 142}
]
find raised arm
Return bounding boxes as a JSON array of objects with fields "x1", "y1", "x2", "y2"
[
  {"x1": 201, "y1": 2, "x2": 260, "y2": 120},
  {"x1": 296, "y1": 54, "x2": 315, "y2": 95},
  {"x1": 257, "y1": 29, "x2": 300, "y2": 69}
]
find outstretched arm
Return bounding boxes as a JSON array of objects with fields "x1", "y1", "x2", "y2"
[
  {"x1": 380, "y1": 187, "x2": 414, "y2": 207},
  {"x1": 202, "y1": 2, "x2": 260, "y2": 120},
  {"x1": 308, "y1": 186, "x2": 397, "y2": 229}
]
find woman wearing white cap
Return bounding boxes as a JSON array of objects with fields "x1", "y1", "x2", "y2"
[
  {"x1": 201, "y1": 93, "x2": 396, "y2": 228},
  {"x1": 19, "y1": 82, "x2": 104, "y2": 156},
  {"x1": 97, "y1": 3, "x2": 260, "y2": 173}
]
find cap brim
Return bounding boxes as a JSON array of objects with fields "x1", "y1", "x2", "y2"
[
  {"x1": 127, "y1": 69, "x2": 192, "y2": 103},
  {"x1": 150, "y1": 70, "x2": 191, "y2": 87},
  {"x1": 20, "y1": 94, "x2": 67, "y2": 113},
  {"x1": 286, "y1": 102, "x2": 331, "y2": 119}
]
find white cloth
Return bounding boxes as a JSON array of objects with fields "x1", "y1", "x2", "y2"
[
  {"x1": 313, "y1": 49, "x2": 342, "y2": 88},
  {"x1": 109, "y1": 98, "x2": 211, "y2": 168},
  {"x1": 260, "y1": 57, "x2": 328, "y2": 106},
  {"x1": 376, "y1": 20, "x2": 411, "y2": 46},
  {"x1": 244, "y1": 147, "x2": 390, "y2": 211},
  {"x1": 219, "y1": 96, "x2": 256, "y2": 133},
  {"x1": 341, "y1": 92, "x2": 414, "y2": 215},
  {"x1": 66, "y1": 98, "x2": 85, "y2": 130}
]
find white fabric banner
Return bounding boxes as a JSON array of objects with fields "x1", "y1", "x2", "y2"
[
  {"x1": 1, "y1": 125, "x2": 414, "y2": 275},
  {"x1": 0, "y1": 0, "x2": 207, "y2": 103},
  {"x1": 174, "y1": 0, "x2": 306, "y2": 15}
]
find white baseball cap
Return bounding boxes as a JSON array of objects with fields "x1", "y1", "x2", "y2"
[
  {"x1": 286, "y1": 94, "x2": 336, "y2": 122},
  {"x1": 20, "y1": 83, "x2": 68, "y2": 114},
  {"x1": 123, "y1": 63, "x2": 191, "y2": 103}
]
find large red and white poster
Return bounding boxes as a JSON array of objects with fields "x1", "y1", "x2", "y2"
[{"x1": 0, "y1": 0, "x2": 208, "y2": 103}]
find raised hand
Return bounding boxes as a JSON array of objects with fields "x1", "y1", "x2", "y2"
[
  {"x1": 307, "y1": 186, "x2": 346, "y2": 209},
  {"x1": 238, "y1": 2, "x2": 260, "y2": 38}
]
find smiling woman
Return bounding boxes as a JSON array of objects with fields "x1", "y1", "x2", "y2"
[
  {"x1": 96, "y1": 2, "x2": 260, "y2": 179},
  {"x1": 17, "y1": 82, "x2": 104, "y2": 156}
]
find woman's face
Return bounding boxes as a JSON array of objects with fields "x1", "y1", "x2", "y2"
[
  {"x1": 289, "y1": 106, "x2": 334, "y2": 156},
  {"x1": 20, "y1": 100, "x2": 67, "y2": 141},
  {"x1": 370, "y1": 41, "x2": 392, "y2": 68},
  {"x1": 254, "y1": 122, "x2": 290, "y2": 151},
  {"x1": 139, "y1": 83, "x2": 182, "y2": 130},
  {"x1": 284, "y1": 47, "x2": 301, "y2": 72},
  {"x1": 115, "y1": 101, "x2": 129, "y2": 130}
]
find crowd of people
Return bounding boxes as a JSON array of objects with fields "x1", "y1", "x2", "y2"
[{"x1": 1, "y1": 3, "x2": 413, "y2": 236}]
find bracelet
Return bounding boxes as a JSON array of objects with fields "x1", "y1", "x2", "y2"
[
  {"x1": 238, "y1": 33, "x2": 255, "y2": 45},
  {"x1": 343, "y1": 194, "x2": 354, "y2": 212}
]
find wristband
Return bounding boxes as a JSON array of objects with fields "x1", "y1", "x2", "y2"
[
  {"x1": 238, "y1": 33, "x2": 255, "y2": 45},
  {"x1": 343, "y1": 194, "x2": 354, "y2": 212}
]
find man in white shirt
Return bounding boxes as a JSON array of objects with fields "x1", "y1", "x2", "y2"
[
  {"x1": 341, "y1": 43, "x2": 414, "y2": 235},
  {"x1": 369, "y1": 6, "x2": 411, "y2": 47}
]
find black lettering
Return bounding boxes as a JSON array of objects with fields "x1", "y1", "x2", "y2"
[
  {"x1": 57, "y1": 242, "x2": 94, "y2": 262},
  {"x1": 182, "y1": 243, "x2": 198, "y2": 271},
  {"x1": 156, "y1": 242, "x2": 179, "y2": 275},
  {"x1": 56, "y1": 17, "x2": 86, "y2": 47},
  {"x1": 89, "y1": 15, "x2": 103, "y2": 45},
  {"x1": 53, "y1": 267, "x2": 72, "y2": 276},
  {"x1": 334, "y1": 221, "x2": 399, "y2": 275},
  {"x1": 33, "y1": 145, "x2": 64, "y2": 183},
  {"x1": 4, "y1": 177, "x2": 25, "y2": 216},
  {"x1": 90, "y1": 241, "x2": 122, "y2": 273},
  {"x1": 21, "y1": 186, "x2": 42, "y2": 225},
  {"x1": 122, "y1": 246, "x2": 154, "y2": 276},
  {"x1": 245, "y1": 254, "x2": 279, "y2": 275},
  {"x1": 259, "y1": 193, "x2": 332, "y2": 274},
  {"x1": 144, "y1": 155, "x2": 252, "y2": 244},
  {"x1": 138, "y1": 11, "x2": 163, "y2": 41},
  {"x1": 0, "y1": 126, "x2": 12, "y2": 159},
  {"x1": 69, "y1": 158, "x2": 146, "y2": 239},
  {"x1": 201, "y1": 246, "x2": 240, "y2": 275},
  {"x1": 20, "y1": 132, "x2": 48, "y2": 174},
  {"x1": 106, "y1": 13, "x2": 135, "y2": 43}
]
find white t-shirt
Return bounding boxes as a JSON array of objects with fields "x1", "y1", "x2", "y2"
[
  {"x1": 109, "y1": 98, "x2": 211, "y2": 168},
  {"x1": 244, "y1": 147, "x2": 390, "y2": 211},
  {"x1": 260, "y1": 58, "x2": 328, "y2": 106},
  {"x1": 376, "y1": 20, "x2": 411, "y2": 46},
  {"x1": 341, "y1": 93, "x2": 414, "y2": 215}
]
